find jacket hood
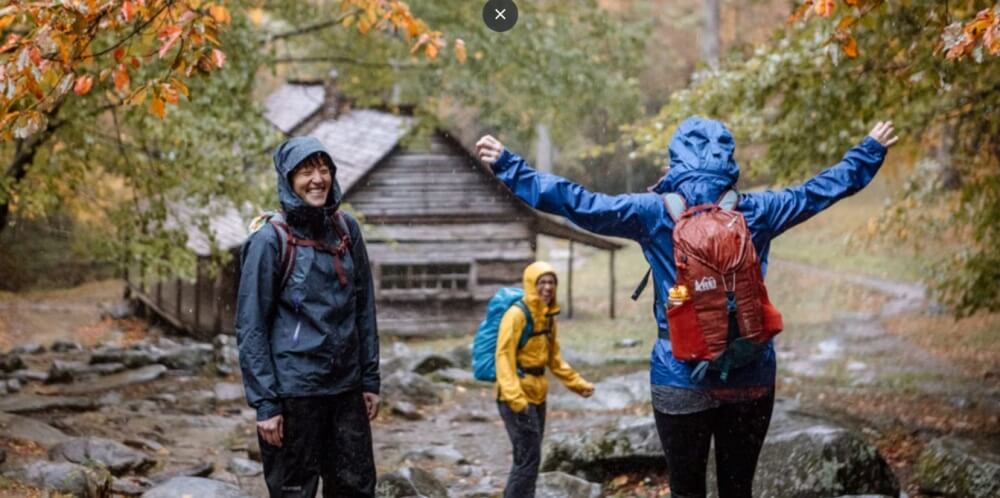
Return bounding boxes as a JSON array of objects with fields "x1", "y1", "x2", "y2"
[
  {"x1": 651, "y1": 117, "x2": 740, "y2": 205},
  {"x1": 272, "y1": 136, "x2": 343, "y2": 217},
  {"x1": 523, "y1": 261, "x2": 560, "y2": 314}
]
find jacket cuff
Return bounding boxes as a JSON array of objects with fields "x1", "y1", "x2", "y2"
[
  {"x1": 256, "y1": 401, "x2": 282, "y2": 421},
  {"x1": 362, "y1": 380, "x2": 380, "y2": 395},
  {"x1": 860, "y1": 136, "x2": 887, "y2": 157},
  {"x1": 492, "y1": 149, "x2": 516, "y2": 173}
]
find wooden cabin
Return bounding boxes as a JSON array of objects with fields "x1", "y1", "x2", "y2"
[{"x1": 126, "y1": 81, "x2": 622, "y2": 338}]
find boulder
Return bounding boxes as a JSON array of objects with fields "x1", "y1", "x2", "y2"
[
  {"x1": 411, "y1": 353, "x2": 454, "y2": 375},
  {"x1": 549, "y1": 371, "x2": 648, "y2": 412},
  {"x1": 401, "y1": 445, "x2": 468, "y2": 465},
  {"x1": 448, "y1": 344, "x2": 473, "y2": 369},
  {"x1": 142, "y1": 476, "x2": 251, "y2": 498},
  {"x1": 226, "y1": 457, "x2": 263, "y2": 477},
  {"x1": 536, "y1": 471, "x2": 602, "y2": 498},
  {"x1": 0, "y1": 394, "x2": 99, "y2": 413},
  {"x1": 382, "y1": 371, "x2": 445, "y2": 406},
  {"x1": 0, "y1": 412, "x2": 71, "y2": 448},
  {"x1": 9, "y1": 460, "x2": 111, "y2": 498},
  {"x1": 0, "y1": 352, "x2": 26, "y2": 372},
  {"x1": 390, "y1": 400, "x2": 423, "y2": 421},
  {"x1": 541, "y1": 416, "x2": 664, "y2": 481},
  {"x1": 50, "y1": 340, "x2": 84, "y2": 353},
  {"x1": 431, "y1": 367, "x2": 477, "y2": 385},
  {"x1": 10, "y1": 343, "x2": 44, "y2": 355},
  {"x1": 50, "y1": 437, "x2": 156, "y2": 476},
  {"x1": 214, "y1": 382, "x2": 245, "y2": 403},
  {"x1": 376, "y1": 466, "x2": 448, "y2": 498},
  {"x1": 916, "y1": 436, "x2": 1000, "y2": 498}
]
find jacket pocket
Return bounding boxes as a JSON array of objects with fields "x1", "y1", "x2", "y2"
[{"x1": 667, "y1": 300, "x2": 710, "y2": 361}]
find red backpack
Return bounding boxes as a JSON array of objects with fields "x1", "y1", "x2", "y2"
[{"x1": 663, "y1": 191, "x2": 784, "y2": 381}]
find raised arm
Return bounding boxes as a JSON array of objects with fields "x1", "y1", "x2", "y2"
[
  {"x1": 476, "y1": 135, "x2": 659, "y2": 241},
  {"x1": 751, "y1": 121, "x2": 899, "y2": 237}
]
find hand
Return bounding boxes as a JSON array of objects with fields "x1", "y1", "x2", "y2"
[
  {"x1": 363, "y1": 392, "x2": 380, "y2": 421},
  {"x1": 579, "y1": 384, "x2": 595, "y2": 398},
  {"x1": 476, "y1": 135, "x2": 505, "y2": 165},
  {"x1": 257, "y1": 414, "x2": 283, "y2": 447},
  {"x1": 868, "y1": 121, "x2": 899, "y2": 148}
]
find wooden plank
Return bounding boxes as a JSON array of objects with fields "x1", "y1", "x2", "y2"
[
  {"x1": 475, "y1": 260, "x2": 532, "y2": 284},
  {"x1": 365, "y1": 222, "x2": 532, "y2": 242},
  {"x1": 366, "y1": 240, "x2": 534, "y2": 263}
]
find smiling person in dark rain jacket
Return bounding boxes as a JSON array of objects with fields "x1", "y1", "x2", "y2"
[
  {"x1": 476, "y1": 117, "x2": 898, "y2": 498},
  {"x1": 236, "y1": 136, "x2": 380, "y2": 498}
]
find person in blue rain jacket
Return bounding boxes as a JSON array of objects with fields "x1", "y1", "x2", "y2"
[
  {"x1": 476, "y1": 117, "x2": 898, "y2": 498},
  {"x1": 236, "y1": 136, "x2": 380, "y2": 498}
]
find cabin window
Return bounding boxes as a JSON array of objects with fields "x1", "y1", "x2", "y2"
[{"x1": 380, "y1": 264, "x2": 470, "y2": 291}]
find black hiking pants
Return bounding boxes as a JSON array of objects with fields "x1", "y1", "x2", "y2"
[
  {"x1": 259, "y1": 391, "x2": 375, "y2": 498},
  {"x1": 498, "y1": 401, "x2": 547, "y2": 498},
  {"x1": 653, "y1": 391, "x2": 775, "y2": 498}
]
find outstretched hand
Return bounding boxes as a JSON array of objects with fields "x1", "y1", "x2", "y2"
[
  {"x1": 868, "y1": 121, "x2": 899, "y2": 148},
  {"x1": 476, "y1": 135, "x2": 505, "y2": 165}
]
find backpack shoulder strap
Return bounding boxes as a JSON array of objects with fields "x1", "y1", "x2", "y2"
[
  {"x1": 265, "y1": 212, "x2": 295, "y2": 289},
  {"x1": 662, "y1": 193, "x2": 687, "y2": 222},
  {"x1": 331, "y1": 211, "x2": 353, "y2": 251},
  {"x1": 717, "y1": 189, "x2": 739, "y2": 210},
  {"x1": 513, "y1": 300, "x2": 535, "y2": 350}
]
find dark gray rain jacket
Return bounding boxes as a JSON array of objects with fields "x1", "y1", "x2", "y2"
[{"x1": 236, "y1": 136, "x2": 379, "y2": 421}]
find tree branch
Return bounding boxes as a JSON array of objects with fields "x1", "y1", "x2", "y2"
[
  {"x1": 265, "y1": 13, "x2": 353, "y2": 43},
  {"x1": 272, "y1": 55, "x2": 427, "y2": 70}
]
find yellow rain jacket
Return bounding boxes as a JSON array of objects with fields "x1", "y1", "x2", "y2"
[{"x1": 496, "y1": 262, "x2": 593, "y2": 412}]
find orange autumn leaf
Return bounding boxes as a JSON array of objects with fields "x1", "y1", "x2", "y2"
[
  {"x1": 114, "y1": 47, "x2": 126, "y2": 62},
  {"x1": 209, "y1": 4, "x2": 231, "y2": 25},
  {"x1": 121, "y1": 0, "x2": 135, "y2": 22},
  {"x1": 789, "y1": 1, "x2": 814, "y2": 24},
  {"x1": 454, "y1": 38, "x2": 467, "y2": 64},
  {"x1": 73, "y1": 75, "x2": 94, "y2": 96},
  {"x1": 815, "y1": 0, "x2": 835, "y2": 18},
  {"x1": 160, "y1": 83, "x2": 179, "y2": 104},
  {"x1": 0, "y1": 34, "x2": 19, "y2": 54},
  {"x1": 985, "y1": 19, "x2": 1000, "y2": 54},
  {"x1": 150, "y1": 96, "x2": 166, "y2": 118},
  {"x1": 157, "y1": 25, "x2": 183, "y2": 58},
  {"x1": 842, "y1": 34, "x2": 859, "y2": 57},
  {"x1": 113, "y1": 64, "x2": 130, "y2": 91},
  {"x1": 964, "y1": 9, "x2": 995, "y2": 38},
  {"x1": 837, "y1": 15, "x2": 857, "y2": 32}
]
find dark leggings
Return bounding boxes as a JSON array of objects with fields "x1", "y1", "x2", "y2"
[
  {"x1": 497, "y1": 401, "x2": 547, "y2": 498},
  {"x1": 259, "y1": 392, "x2": 376, "y2": 498},
  {"x1": 653, "y1": 392, "x2": 775, "y2": 498}
]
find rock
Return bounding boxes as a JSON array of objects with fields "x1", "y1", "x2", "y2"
[
  {"x1": 214, "y1": 334, "x2": 240, "y2": 375},
  {"x1": 90, "y1": 346, "x2": 164, "y2": 369},
  {"x1": 381, "y1": 371, "x2": 444, "y2": 406},
  {"x1": 148, "y1": 462, "x2": 215, "y2": 484},
  {"x1": 0, "y1": 353, "x2": 25, "y2": 372},
  {"x1": 124, "y1": 438, "x2": 164, "y2": 453},
  {"x1": 734, "y1": 400, "x2": 898, "y2": 498},
  {"x1": 6, "y1": 378, "x2": 21, "y2": 392},
  {"x1": 448, "y1": 344, "x2": 473, "y2": 369},
  {"x1": 50, "y1": 339, "x2": 84, "y2": 353},
  {"x1": 50, "y1": 437, "x2": 156, "y2": 476},
  {"x1": 614, "y1": 338, "x2": 642, "y2": 349},
  {"x1": 56, "y1": 364, "x2": 167, "y2": 395},
  {"x1": 541, "y1": 416, "x2": 664, "y2": 481},
  {"x1": 89, "y1": 362, "x2": 127, "y2": 375},
  {"x1": 160, "y1": 343, "x2": 214, "y2": 371},
  {"x1": 10, "y1": 343, "x2": 44, "y2": 355},
  {"x1": 151, "y1": 393, "x2": 177, "y2": 405},
  {"x1": 12, "y1": 460, "x2": 111, "y2": 498},
  {"x1": 431, "y1": 367, "x2": 477, "y2": 385},
  {"x1": 247, "y1": 435, "x2": 262, "y2": 462},
  {"x1": 376, "y1": 466, "x2": 448, "y2": 498},
  {"x1": 142, "y1": 476, "x2": 251, "y2": 498},
  {"x1": 0, "y1": 448, "x2": 6, "y2": 465},
  {"x1": 549, "y1": 371, "x2": 649, "y2": 412},
  {"x1": 48, "y1": 359, "x2": 89, "y2": 384},
  {"x1": 412, "y1": 353, "x2": 454, "y2": 375},
  {"x1": 0, "y1": 393, "x2": 99, "y2": 413},
  {"x1": 112, "y1": 477, "x2": 153, "y2": 496},
  {"x1": 226, "y1": 457, "x2": 263, "y2": 477},
  {"x1": 101, "y1": 300, "x2": 135, "y2": 320},
  {"x1": 402, "y1": 445, "x2": 468, "y2": 465},
  {"x1": 214, "y1": 382, "x2": 245, "y2": 403},
  {"x1": 11, "y1": 369, "x2": 48, "y2": 383},
  {"x1": 536, "y1": 471, "x2": 602, "y2": 498},
  {"x1": 544, "y1": 399, "x2": 899, "y2": 498},
  {"x1": 390, "y1": 400, "x2": 423, "y2": 421},
  {"x1": 450, "y1": 411, "x2": 492, "y2": 424},
  {"x1": 0, "y1": 412, "x2": 71, "y2": 448},
  {"x1": 916, "y1": 436, "x2": 1000, "y2": 498}
]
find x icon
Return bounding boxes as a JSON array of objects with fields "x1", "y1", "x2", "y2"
[{"x1": 495, "y1": 9, "x2": 506, "y2": 20}]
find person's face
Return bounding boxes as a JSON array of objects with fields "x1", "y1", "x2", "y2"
[
  {"x1": 536, "y1": 273, "x2": 557, "y2": 306},
  {"x1": 291, "y1": 154, "x2": 332, "y2": 208}
]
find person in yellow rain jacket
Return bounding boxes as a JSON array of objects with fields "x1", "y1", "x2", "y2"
[{"x1": 495, "y1": 261, "x2": 594, "y2": 498}]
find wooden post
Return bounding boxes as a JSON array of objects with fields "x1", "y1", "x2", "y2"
[
  {"x1": 609, "y1": 250, "x2": 616, "y2": 319},
  {"x1": 567, "y1": 240, "x2": 574, "y2": 319},
  {"x1": 213, "y1": 272, "x2": 223, "y2": 335},
  {"x1": 194, "y1": 259, "x2": 202, "y2": 334},
  {"x1": 175, "y1": 277, "x2": 182, "y2": 320}
]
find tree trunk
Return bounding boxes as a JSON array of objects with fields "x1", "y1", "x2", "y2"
[
  {"x1": 0, "y1": 132, "x2": 51, "y2": 234},
  {"x1": 702, "y1": 0, "x2": 721, "y2": 69}
]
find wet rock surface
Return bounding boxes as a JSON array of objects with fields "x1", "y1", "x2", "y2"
[{"x1": 916, "y1": 436, "x2": 1000, "y2": 498}]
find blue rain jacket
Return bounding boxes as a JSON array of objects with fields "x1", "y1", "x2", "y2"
[
  {"x1": 491, "y1": 117, "x2": 887, "y2": 390},
  {"x1": 236, "y1": 137, "x2": 379, "y2": 421}
]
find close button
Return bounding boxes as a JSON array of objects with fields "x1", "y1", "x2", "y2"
[{"x1": 483, "y1": 0, "x2": 518, "y2": 33}]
